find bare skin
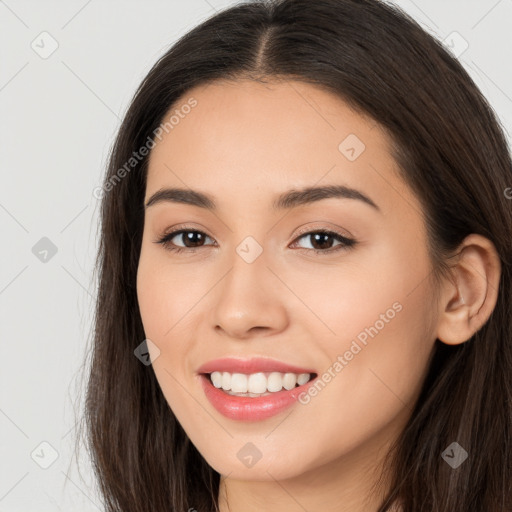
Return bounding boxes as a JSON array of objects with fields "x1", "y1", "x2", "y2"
[{"x1": 136, "y1": 79, "x2": 501, "y2": 512}]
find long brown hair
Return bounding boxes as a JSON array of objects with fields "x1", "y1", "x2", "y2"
[{"x1": 76, "y1": 0, "x2": 512, "y2": 510}]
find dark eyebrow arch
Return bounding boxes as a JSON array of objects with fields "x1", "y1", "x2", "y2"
[{"x1": 144, "y1": 185, "x2": 380, "y2": 212}]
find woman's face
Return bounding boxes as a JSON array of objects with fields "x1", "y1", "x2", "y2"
[{"x1": 136, "y1": 79, "x2": 440, "y2": 482}]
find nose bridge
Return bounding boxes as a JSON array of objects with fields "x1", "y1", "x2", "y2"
[{"x1": 211, "y1": 235, "x2": 288, "y2": 337}]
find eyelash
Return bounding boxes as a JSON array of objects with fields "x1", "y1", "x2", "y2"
[{"x1": 154, "y1": 227, "x2": 357, "y2": 255}]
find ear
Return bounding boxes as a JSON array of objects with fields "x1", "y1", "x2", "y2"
[{"x1": 436, "y1": 233, "x2": 501, "y2": 345}]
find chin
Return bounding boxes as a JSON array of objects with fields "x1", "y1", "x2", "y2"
[{"x1": 202, "y1": 448, "x2": 310, "y2": 481}]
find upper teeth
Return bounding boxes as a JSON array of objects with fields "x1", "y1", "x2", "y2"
[{"x1": 210, "y1": 371, "x2": 312, "y2": 393}]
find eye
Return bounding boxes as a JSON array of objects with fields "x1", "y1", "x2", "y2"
[
  {"x1": 154, "y1": 227, "x2": 357, "y2": 255},
  {"x1": 290, "y1": 230, "x2": 356, "y2": 254},
  {"x1": 155, "y1": 229, "x2": 215, "y2": 253}
]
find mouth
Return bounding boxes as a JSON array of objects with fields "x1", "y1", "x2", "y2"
[
  {"x1": 202, "y1": 370, "x2": 317, "y2": 396},
  {"x1": 198, "y1": 371, "x2": 319, "y2": 421}
]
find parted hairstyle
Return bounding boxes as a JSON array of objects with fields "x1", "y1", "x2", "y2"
[{"x1": 75, "y1": 0, "x2": 512, "y2": 510}]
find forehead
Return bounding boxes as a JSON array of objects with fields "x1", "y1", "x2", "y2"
[{"x1": 145, "y1": 79, "x2": 416, "y2": 215}]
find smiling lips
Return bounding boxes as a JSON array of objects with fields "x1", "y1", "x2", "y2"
[{"x1": 197, "y1": 357, "x2": 318, "y2": 421}]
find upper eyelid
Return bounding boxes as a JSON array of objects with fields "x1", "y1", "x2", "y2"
[
  {"x1": 161, "y1": 221, "x2": 352, "y2": 240},
  {"x1": 292, "y1": 223, "x2": 352, "y2": 240}
]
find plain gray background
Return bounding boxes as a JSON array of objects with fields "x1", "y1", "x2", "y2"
[{"x1": 1, "y1": 0, "x2": 511, "y2": 510}]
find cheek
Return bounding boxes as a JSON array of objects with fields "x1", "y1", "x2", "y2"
[
  {"x1": 136, "y1": 258, "x2": 196, "y2": 421},
  {"x1": 273, "y1": 240, "x2": 430, "y2": 346},
  {"x1": 136, "y1": 250, "x2": 209, "y2": 402},
  {"x1": 288, "y1": 289, "x2": 436, "y2": 474},
  {"x1": 136, "y1": 261, "x2": 167, "y2": 342},
  {"x1": 326, "y1": 269, "x2": 437, "y2": 415},
  {"x1": 299, "y1": 240, "x2": 437, "y2": 400},
  {"x1": 136, "y1": 248, "x2": 209, "y2": 340}
]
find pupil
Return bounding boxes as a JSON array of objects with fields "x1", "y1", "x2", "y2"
[
  {"x1": 184, "y1": 232, "x2": 204, "y2": 247},
  {"x1": 311, "y1": 233, "x2": 333, "y2": 250}
]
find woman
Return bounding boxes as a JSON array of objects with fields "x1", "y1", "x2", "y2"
[{"x1": 78, "y1": 0, "x2": 512, "y2": 510}]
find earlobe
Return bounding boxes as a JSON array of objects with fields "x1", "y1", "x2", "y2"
[{"x1": 436, "y1": 234, "x2": 501, "y2": 346}]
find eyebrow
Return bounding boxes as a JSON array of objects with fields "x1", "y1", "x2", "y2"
[{"x1": 144, "y1": 184, "x2": 380, "y2": 212}]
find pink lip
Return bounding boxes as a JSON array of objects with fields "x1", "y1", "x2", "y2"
[
  {"x1": 199, "y1": 374, "x2": 318, "y2": 421},
  {"x1": 196, "y1": 357, "x2": 318, "y2": 421},
  {"x1": 196, "y1": 357, "x2": 316, "y2": 375}
]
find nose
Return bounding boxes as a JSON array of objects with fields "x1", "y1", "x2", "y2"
[{"x1": 210, "y1": 248, "x2": 289, "y2": 340}]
